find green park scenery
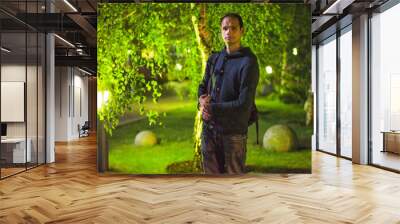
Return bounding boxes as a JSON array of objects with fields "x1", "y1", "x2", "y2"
[{"x1": 98, "y1": 3, "x2": 312, "y2": 174}]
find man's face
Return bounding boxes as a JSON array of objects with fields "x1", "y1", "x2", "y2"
[{"x1": 221, "y1": 16, "x2": 243, "y2": 46}]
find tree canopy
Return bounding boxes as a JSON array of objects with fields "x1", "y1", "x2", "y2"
[{"x1": 97, "y1": 3, "x2": 311, "y2": 134}]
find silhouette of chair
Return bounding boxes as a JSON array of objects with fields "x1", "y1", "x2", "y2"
[{"x1": 79, "y1": 121, "x2": 90, "y2": 138}]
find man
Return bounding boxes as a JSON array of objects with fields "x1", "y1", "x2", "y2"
[{"x1": 198, "y1": 13, "x2": 260, "y2": 174}]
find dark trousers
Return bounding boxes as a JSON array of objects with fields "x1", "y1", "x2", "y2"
[{"x1": 201, "y1": 127, "x2": 247, "y2": 174}]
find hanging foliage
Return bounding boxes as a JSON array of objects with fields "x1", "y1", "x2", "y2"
[{"x1": 97, "y1": 3, "x2": 311, "y2": 135}]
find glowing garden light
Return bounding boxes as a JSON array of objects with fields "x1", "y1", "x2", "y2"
[
  {"x1": 292, "y1": 48, "x2": 298, "y2": 56},
  {"x1": 97, "y1": 91, "x2": 110, "y2": 109},
  {"x1": 175, "y1": 63, "x2": 183, "y2": 71},
  {"x1": 265, "y1": 66, "x2": 273, "y2": 74}
]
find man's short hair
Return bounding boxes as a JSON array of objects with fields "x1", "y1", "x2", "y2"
[{"x1": 220, "y1": 13, "x2": 244, "y2": 28}]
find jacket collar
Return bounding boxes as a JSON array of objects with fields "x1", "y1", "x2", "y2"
[
  {"x1": 221, "y1": 46, "x2": 249, "y2": 59},
  {"x1": 213, "y1": 46, "x2": 248, "y2": 74}
]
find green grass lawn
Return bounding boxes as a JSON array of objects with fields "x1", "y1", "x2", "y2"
[{"x1": 108, "y1": 97, "x2": 311, "y2": 174}]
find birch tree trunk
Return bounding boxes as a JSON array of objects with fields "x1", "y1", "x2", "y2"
[{"x1": 191, "y1": 4, "x2": 212, "y2": 172}]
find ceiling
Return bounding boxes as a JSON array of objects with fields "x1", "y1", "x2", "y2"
[
  {"x1": 1, "y1": 0, "x2": 394, "y2": 74},
  {"x1": 0, "y1": 0, "x2": 97, "y2": 74},
  {"x1": 309, "y1": 0, "x2": 390, "y2": 43}
]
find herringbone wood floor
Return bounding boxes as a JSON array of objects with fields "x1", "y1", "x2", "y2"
[{"x1": 0, "y1": 135, "x2": 399, "y2": 224}]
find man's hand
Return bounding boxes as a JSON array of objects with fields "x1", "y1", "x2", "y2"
[
  {"x1": 199, "y1": 94, "x2": 210, "y2": 109},
  {"x1": 199, "y1": 94, "x2": 212, "y2": 121},
  {"x1": 202, "y1": 103, "x2": 212, "y2": 121}
]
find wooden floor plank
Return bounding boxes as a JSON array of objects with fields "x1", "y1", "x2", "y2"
[{"x1": 0, "y1": 135, "x2": 399, "y2": 223}]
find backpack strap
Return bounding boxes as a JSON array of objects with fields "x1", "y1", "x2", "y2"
[
  {"x1": 207, "y1": 52, "x2": 221, "y2": 94},
  {"x1": 256, "y1": 119, "x2": 259, "y2": 145}
]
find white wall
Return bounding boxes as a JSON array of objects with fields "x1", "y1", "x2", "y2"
[
  {"x1": 1, "y1": 65, "x2": 26, "y2": 139},
  {"x1": 1, "y1": 63, "x2": 46, "y2": 164},
  {"x1": 72, "y1": 72, "x2": 89, "y2": 138},
  {"x1": 1, "y1": 65, "x2": 26, "y2": 82},
  {"x1": 55, "y1": 66, "x2": 69, "y2": 141},
  {"x1": 1, "y1": 65, "x2": 42, "y2": 138},
  {"x1": 55, "y1": 67, "x2": 89, "y2": 141}
]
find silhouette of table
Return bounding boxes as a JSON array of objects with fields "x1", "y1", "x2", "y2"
[{"x1": 381, "y1": 131, "x2": 400, "y2": 154}]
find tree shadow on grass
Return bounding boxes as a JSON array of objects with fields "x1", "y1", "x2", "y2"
[
  {"x1": 245, "y1": 165, "x2": 311, "y2": 174},
  {"x1": 166, "y1": 160, "x2": 198, "y2": 174},
  {"x1": 166, "y1": 160, "x2": 311, "y2": 174}
]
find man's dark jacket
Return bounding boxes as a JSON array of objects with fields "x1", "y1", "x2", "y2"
[{"x1": 198, "y1": 47, "x2": 259, "y2": 135}]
